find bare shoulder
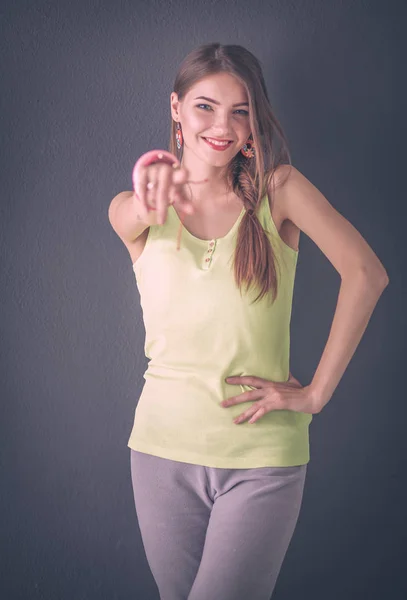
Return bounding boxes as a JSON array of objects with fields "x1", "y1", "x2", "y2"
[
  {"x1": 269, "y1": 164, "x2": 388, "y2": 279},
  {"x1": 267, "y1": 164, "x2": 300, "y2": 253},
  {"x1": 108, "y1": 191, "x2": 150, "y2": 265}
]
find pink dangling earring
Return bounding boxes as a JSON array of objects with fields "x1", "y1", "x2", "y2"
[
  {"x1": 176, "y1": 121, "x2": 183, "y2": 150},
  {"x1": 175, "y1": 121, "x2": 185, "y2": 250},
  {"x1": 240, "y1": 134, "x2": 256, "y2": 158}
]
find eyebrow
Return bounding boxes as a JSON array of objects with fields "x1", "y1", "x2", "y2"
[{"x1": 194, "y1": 95, "x2": 249, "y2": 107}]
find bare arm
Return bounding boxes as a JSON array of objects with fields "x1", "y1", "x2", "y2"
[
  {"x1": 275, "y1": 165, "x2": 389, "y2": 410},
  {"x1": 309, "y1": 275, "x2": 388, "y2": 410},
  {"x1": 108, "y1": 191, "x2": 158, "y2": 243}
]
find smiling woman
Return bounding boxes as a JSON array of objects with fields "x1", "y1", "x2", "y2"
[
  {"x1": 166, "y1": 62, "x2": 291, "y2": 306},
  {"x1": 108, "y1": 41, "x2": 389, "y2": 600}
]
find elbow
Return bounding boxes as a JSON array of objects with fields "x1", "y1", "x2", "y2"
[
  {"x1": 359, "y1": 264, "x2": 390, "y2": 289},
  {"x1": 379, "y1": 271, "x2": 390, "y2": 287},
  {"x1": 366, "y1": 264, "x2": 389, "y2": 288},
  {"x1": 342, "y1": 263, "x2": 389, "y2": 289}
]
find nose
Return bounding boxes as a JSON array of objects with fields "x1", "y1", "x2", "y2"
[{"x1": 211, "y1": 111, "x2": 233, "y2": 135}]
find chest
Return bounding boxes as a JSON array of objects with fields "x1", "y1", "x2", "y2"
[
  {"x1": 178, "y1": 202, "x2": 244, "y2": 240},
  {"x1": 178, "y1": 196, "x2": 298, "y2": 251},
  {"x1": 128, "y1": 194, "x2": 299, "y2": 266}
]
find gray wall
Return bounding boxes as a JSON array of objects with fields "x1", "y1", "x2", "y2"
[{"x1": 1, "y1": 1, "x2": 405, "y2": 598}]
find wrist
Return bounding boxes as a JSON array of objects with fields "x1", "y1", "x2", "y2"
[{"x1": 307, "y1": 384, "x2": 331, "y2": 413}]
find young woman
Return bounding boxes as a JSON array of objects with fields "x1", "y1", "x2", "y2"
[{"x1": 108, "y1": 43, "x2": 388, "y2": 600}]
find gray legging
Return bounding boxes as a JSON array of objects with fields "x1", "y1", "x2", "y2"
[{"x1": 130, "y1": 449, "x2": 307, "y2": 600}]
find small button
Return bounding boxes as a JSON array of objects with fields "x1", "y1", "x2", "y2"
[
  {"x1": 205, "y1": 258, "x2": 210, "y2": 262},
  {"x1": 209, "y1": 241, "x2": 215, "y2": 247}
]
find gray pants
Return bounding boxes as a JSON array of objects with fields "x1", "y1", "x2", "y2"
[{"x1": 130, "y1": 449, "x2": 307, "y2": 600}]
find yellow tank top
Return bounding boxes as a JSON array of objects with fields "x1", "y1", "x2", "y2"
[{"x1": 127, "y1": 193, "x2": 312, "y2": 467}]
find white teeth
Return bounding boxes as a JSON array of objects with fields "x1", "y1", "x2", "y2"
[{"x1": 205, "y1": 138, "x2": 231, "y2": 146}]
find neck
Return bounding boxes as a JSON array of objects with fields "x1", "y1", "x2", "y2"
[{"x1": 180, "y1": 151, "x2": 234, "y2": 205}]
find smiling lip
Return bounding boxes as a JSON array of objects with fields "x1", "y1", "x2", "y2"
[{"x1": 202, "y1": 137, "x2": 233, "y2": 151}]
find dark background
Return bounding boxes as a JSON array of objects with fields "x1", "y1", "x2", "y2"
[{"x1": 1, "y1": 0, "x2": 406, "y2": 598}]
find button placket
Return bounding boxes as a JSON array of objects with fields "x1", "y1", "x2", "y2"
[{"x1": 202, "y1": 240, "x2": 216, "y2": 270}]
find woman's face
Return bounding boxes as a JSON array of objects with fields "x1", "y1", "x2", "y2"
[{"x1": 171, "y1": 72, "x2": 252, "y2": 167}]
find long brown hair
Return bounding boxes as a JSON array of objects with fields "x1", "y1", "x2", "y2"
[{"x1": 168, "y1": 43, "x2": 292, "y2": 305}]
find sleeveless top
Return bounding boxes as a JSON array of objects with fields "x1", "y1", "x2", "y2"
[{"x1": 127, "y1": 193, "x2": 313, "y2": 468}]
